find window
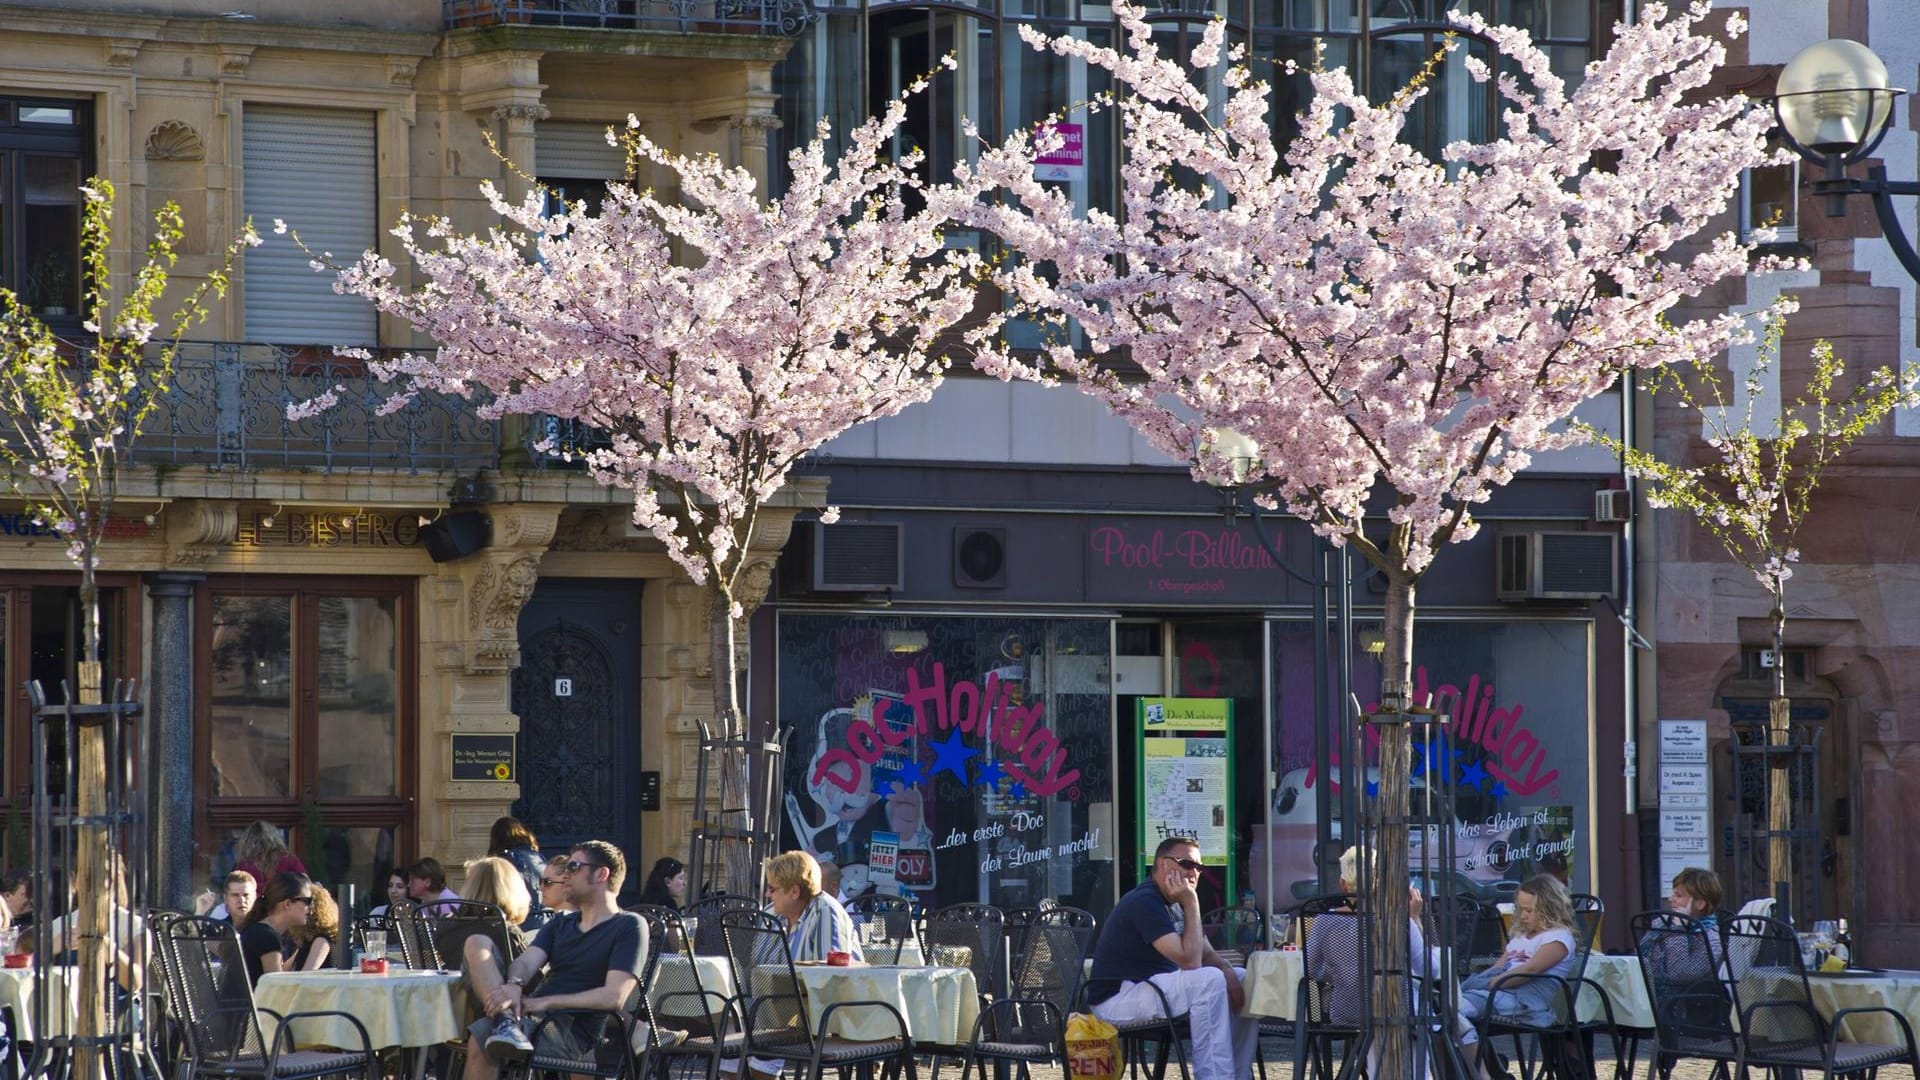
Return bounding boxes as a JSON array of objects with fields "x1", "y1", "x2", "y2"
[
  {"x1": 197, "y1": 578, "x2": 413, "y2": 908},
  {"x1": 1741, "y1": 160, "x2": 1799, "y2": 244},
  {"x1": 0, "y1": 577, "x2": 136, "y2": 810},
  {"x1": 242, "y1": 106, "x2": 378, "y2": 346},
  {"x1": 536, "y1": 120, "x2": 630, "y2": 216},
  {"x1": 0, "y1": 97, "x2": 89, "y2": 323}
]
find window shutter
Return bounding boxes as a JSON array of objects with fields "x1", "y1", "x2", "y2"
[
  {"x1": 243, "y1": 106, "x2": 378, "y2": 346},
  {"x1": 536, "y1": 120, "x2": 627, "y2": 180}
]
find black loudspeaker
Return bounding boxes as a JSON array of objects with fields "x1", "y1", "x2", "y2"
[
  {"x1": 420, "y1": 510, "x2": 491, "y2": 563},
  {"x1": 953, "y1": 526, "x2": 1007, "y2": 588}
]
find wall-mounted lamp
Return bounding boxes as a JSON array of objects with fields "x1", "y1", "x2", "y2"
[{"x1": 884, "y1": 629, "x2": 929, "y2": 655}]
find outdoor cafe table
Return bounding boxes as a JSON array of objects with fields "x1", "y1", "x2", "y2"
[
  {"x1": 0, "y1": 965, "x2": 76, "y2": 1041},
  {"x1": 253, "y1": 969, "x2": 465, "y2": 1050},
  {"x1": 1788, "y1": 968, "x2": 1920, "y2": 1046},
  {"x1": 784, "y1": 963, "x2": 978, "y2": 1044},
  {"x1": 1242, "y1": 949, "x2": 1305, "y2": 1020},
  {"x1": 652, "y1": 954, "x2": 736, "y2": 1021}
]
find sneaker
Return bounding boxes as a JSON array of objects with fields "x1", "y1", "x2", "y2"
[
  {"x1": 485, "y1": 1015, "x2": 534, "y2": 1063},
  {"x1": 656, "y1": 1029, "x2": 689, "y2": 1050}
]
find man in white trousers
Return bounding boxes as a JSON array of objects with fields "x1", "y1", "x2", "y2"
[{"x1": 1084, "y1": 835, "x2": 1259, "y2": 1080}]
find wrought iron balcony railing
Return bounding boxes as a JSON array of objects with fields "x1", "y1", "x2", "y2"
[
  {"x1": 445, "y1": 0, "x2": 814, "y2": 36},
  {"x1": 131, "y1": 343, "x2": 499, "y2": 474}
]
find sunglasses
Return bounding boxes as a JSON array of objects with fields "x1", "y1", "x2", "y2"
[
  {"x1": 1161, "y1": 856, "x2": 1204, "y2": 873},
  {"x1": 565, "y1": 859, "x2": 603, "y2": 875},
  {"x1": 290, "y1": 895, "x2": 316, "y2": 906},
  {"x1": 540, "y1": 878, "x2": 562, "y2": 888}
]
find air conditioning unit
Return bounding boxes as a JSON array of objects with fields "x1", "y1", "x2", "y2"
[
  {"x1": 803, "y1": 521, "x2": 904, "y2": 592},
  {"x1": 1594, "y1": 489, "x2": 1632, "y2": 523},
  {"x1": 1497, "y1": 530, "x2": 1617, "y2": 601}
]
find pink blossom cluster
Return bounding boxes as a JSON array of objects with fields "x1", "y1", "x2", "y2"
[
  {"x1": 329, "y1": 81, "x2": 986, "y2": 592},
  {"x1": 963, "y1": 1, "x2": 1791, "y2": 573}
]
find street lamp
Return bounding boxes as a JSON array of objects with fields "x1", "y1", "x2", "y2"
[
  {"x1": 1773, "y1": 39, "x2": 1918, "y2": 277},
  {"x1": 1199, "y1": 427, "x2": 1357, "y2": 898}
]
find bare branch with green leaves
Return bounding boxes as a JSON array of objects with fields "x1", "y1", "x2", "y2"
[
  {"x1": 1581, "y1": 317, "x2": 1919, "y2": 610},
  {"x1": 0, "y1": 179, "x2": 259, "y2": 579}
]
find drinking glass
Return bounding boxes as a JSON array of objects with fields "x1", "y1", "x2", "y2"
[
  {"x1": 363, "y1": 930, "x2": 388, "y2": 965},
  {"x1": 1798, "y1": 932, "x2": 1819, "y2": 971},
  {"x1": 1273, "y1": 914, "x2": 1296, "y2": 948}
]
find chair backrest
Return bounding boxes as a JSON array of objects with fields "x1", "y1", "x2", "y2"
[
  {"x1": 413, "y1": 899, "x2": 516, "y2": 971},
  {"x1": 154, "y1": 915, "x2": 270, "y2": 1066},
  {"x1": 1571, "y1": 893, "x2": 1605, "y2": 952},
  {"x1": 844, "y1": 894, "x2": 922, "y2": 963},
  {"x1": 1201, "y1": 906, "x2": 1266, "y2": 955},
  {"x1": 926, "y1": 903, "x2": 1006, "y2": 998},
  {"x1": 639, "y1": 904, "x2": 730, "y2": 1034},
  {"x1": 1631, "y1": 910, "x2": 1735, "y2": 1052},
  {"x1": 1433, "y1": 895, "x2": 1502, "y2": 974},
  {"x1": 351, "y1": 913, "x2": 417, "y2": 967},
  {"x1": 384, "y1": 900, "x2": 430, "y2": 969},
  {"x1": 1298, "y1": 906, "x2": 1370, "y2": 1029},
  {"x1": 1013, "y1": 910, "x2": 1090, "y2": 1026},
  {"x1": 718, "y1": 908, "x2": 812, "y2": 1054},
  {"x1": 1292, "y1": 893, "x2": 1356, "y2": 956},
  {"x1": 1722, "y1": 913, "x2": 1825, "y2": 1050},
  {"x1": 685, "y1": 894, "x2": 759, "y2": 958}
]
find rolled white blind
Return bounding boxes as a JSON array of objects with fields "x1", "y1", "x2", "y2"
[
  {"x1": 243, "y1": 105, "x2": 378, "y2": 346},
  {"x1": 536, "y1": 120, "x2": 628, "y2": 179}
]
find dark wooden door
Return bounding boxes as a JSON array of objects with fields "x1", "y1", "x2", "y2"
[{"x1": 511, "y1": 579, "x2": 643, "y2": 901}]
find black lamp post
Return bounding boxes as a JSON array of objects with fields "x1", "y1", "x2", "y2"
[
  {"x1": 1202, "y1": 427, "x2": 1358, "y2": 899},
  {"x1": 1773, "y1": 39, "x2": 1918, "y2": 277}
]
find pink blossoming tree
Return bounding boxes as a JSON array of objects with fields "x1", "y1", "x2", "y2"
[
  {"x1": 965, "y1": 2, "x2": 1786, "y2": 1068},
  {"x1": 316, "y1": 83, "x2": 985, "y2": 890}
]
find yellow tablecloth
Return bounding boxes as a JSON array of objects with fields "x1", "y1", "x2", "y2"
[
  {"x1": 0, "y1": 966, "x2": 74, "y2": 1041},
  {"x1": 1806, "y1": 970, "x2": 1920, "y2": 1046},
  {"x1": 652, "y1": 955, "x2": 736, "y2": 1021},
  {"x1": 253, "y1": 969, "x2": 464, "y2": 1049},
  {"x1": 1242, "y1": 949, "x2": 1304, "y2": 1020},
  {"x1": 791, "y1": 964, "x2": 977, "y2": 1044},
  {"x1": 1577, "y1": 954, "x2": 1652, "y2": 1029}
]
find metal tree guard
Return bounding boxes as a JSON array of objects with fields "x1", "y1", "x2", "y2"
[
  {"x1": 686, "y1": 721, "x2": 787, "y2": 901},
  {"x1": 27, "y1": 677, "x2": 160, "y2": 1080}
]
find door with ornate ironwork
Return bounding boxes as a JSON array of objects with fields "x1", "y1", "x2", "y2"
[{"x1": 511, "y1": 579, "x2": 644, "y2": 901}]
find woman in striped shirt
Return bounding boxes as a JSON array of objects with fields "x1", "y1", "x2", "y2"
[{"x1": 763, "y1": 851, "x2": 862, "y2": 963}]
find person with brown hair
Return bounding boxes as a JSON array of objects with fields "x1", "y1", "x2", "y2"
[
  {"x1": 237, "y1": 872, "x2": 316, "y2": 986},
  {"x1": 489, "y1": 817, "x2": 545, "y2": 918},
  {"x1": 408, "y1": 856, "x2": 462, "y2": 911},
  {"x1": 1669, "y1": 866, "x2": 1723, "y2": 930},
  {"x1": 234, "y1": 821, "x2": 305, "y2": 890},
  {"x1": 290, "y1": 883, "x2": 340, "y2": 970}
]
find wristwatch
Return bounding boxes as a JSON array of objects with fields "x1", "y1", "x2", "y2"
[{"x1": 506, "y1": 976, "x2": 526, "y2": 987}]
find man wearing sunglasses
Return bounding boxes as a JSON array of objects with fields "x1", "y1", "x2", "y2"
[
  {"x1": 461, "y1": 840, "x2": 648, "y2": 1080},
  {"x1": 1085, "y1": 836, "x2": 1258, "y2": 1080}
]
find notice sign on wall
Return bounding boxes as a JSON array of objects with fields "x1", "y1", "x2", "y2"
[
  {"x1": 451, "y1": 734, "x2": 516, "y2": 782},
  {"x1": 1657, "y1": 719, "x2": 1711, "y2": 887}
]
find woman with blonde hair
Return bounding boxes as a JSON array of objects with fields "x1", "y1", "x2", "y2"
[
  {"x1": 1456, "y1": 874, "x2": 1580, "y2": 1079},
  {"x1": 463, "y1": 856, "x2": 533, "y2": 953}
]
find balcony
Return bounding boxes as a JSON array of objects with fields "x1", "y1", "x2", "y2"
[
  {"x1": 130, "y1": 343, "x2": 499, "y2": 475},
  {"x1": 444, "y1": 0, "x2": 813, "y2": 35}
]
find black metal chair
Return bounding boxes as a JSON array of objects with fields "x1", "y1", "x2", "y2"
[
  {"x1": 717, "y1": 908, "x2": 917, "y2": 1080},
  {"x1": 1722, "y1": 913, "x2": 1918, "y2": 1080},
  {"x1": 684, "y1": 894, "x2": 759, "y2": 960},
  {"x1": 412, "y1": 899, "x2": 518, "y2": 971},
  {"x1": 1292, "y1": 897, "x2": 1366, "y2": 1080},
  {"x1": 1200, "y1": 906, "x2": 1266, "y2": 962},
  {"x1": 350, "y1": 912, "x2": 417, "y2": 968},
  {"x1": 154, "y1": 914, "x2": 376, "y2": 1080},
  {"x1": 637, "y1": 905, "x2": 744, "y2": 1080},
  {"x1": 1435, "y1": 894, "x2": 1504, "y2": 975},
  {"x1": 926, "y1": 903, "x2": 1008, "y2": 1001},
  {"x1": 1632, "y1": 910, "x2": 1738, "y2": 1080},
  {"x1": 845, "y1": 894, "x2": 923, "y2": 964},
  {"x1": 1476, "y1": 907, "x2": 1602, "y2": 1080},
  {"x1": 949, "y1": 912, "x2": 1084, "y2": 1080},
  {"x1": 1570, "y1": 894, "x2": 1604, "y2": 953},
  {"x1": 1068, "y1": 905, "x2": 1188, "y2": 1080}
]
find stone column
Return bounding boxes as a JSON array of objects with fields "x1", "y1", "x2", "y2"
[{"x1": 145, "y1": 571, "x2": 202, "y2": 911}]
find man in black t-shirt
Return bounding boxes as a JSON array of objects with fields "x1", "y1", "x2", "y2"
[
  {"x1": 1085, "y1": 836, "x2": 1257, "y2": 1080},
  {"x1": 462, "y1": 840, "x2": 648, "y2": 1080}
]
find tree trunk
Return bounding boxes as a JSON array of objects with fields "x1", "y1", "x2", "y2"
[
  {"x1": 1767, "y1": 593, "x2": 1792, "y2": 922},
  {"x1": 1373, "y1": 564, "x2": 1416, "y2": 1080},
  {"x1": 705, "y1": 588, "x2": 753, "y2": 895},
  {"x1": 73, "y1": 571, "x2": 109, "y2": 1080}
]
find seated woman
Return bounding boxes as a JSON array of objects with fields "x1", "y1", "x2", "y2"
[
  {"x1": 289, "y1": 884, "x2": 340, "y2": 971},
  {"x1": 1456, "y1": 874, "x2": 1580, "y2": 1079},
  {"x1": 728, "y1": 851, "x2": 861, "y2": 1080},
  {"x1": 1303, "y1": 846, "x2": 1429, "y2": 1026},
  {"x1": 460, "y1": 856, "x2": 535, "y2": 960},
  {"x1": 236, "y1": 872, "x2": 317, "y2": 987}
]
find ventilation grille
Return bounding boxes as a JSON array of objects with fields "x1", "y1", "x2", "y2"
[
  {"x1": 1497, "y1": 531, "x2": 1616, "y2": 601},
  {"x1": 812, "y1": 522, "x2": 904, "y2": 592}
]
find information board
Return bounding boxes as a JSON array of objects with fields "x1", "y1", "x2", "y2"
[
  {"x1": 1657, "y1": 719, "x2": 1713, "y2": 889},
  {"x1": 451, "y1": 733, "x2": 515, "y2": 782},
  {"x1": 1136, "y1": 698, "x2": 1235, "y2": 899}
]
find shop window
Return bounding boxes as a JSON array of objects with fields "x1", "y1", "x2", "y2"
[
  {"x1": 0, "y1": 98, "x2": 90, "y2": 325},
  {"x1": 198, "y1": 579, "x2": 411, "y2": 913},
  {"x1": 1264, "y1": 618, "x2": 1593, "y2": 908},
  {"x1": 0, "y1": 580, "x2": 132, "y2": 808},
  {"x1": 778, "y1": 612, "x2": 1114, "y2": 913}
]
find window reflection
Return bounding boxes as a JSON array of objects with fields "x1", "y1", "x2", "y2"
[
  {"x1": 315, "y1": 596, "x2": 397, "y2": 799},
  {"x1": 209, "y1": 595, "x2": 293, "y2": 798}
]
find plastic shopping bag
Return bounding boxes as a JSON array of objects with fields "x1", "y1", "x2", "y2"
[{"x1": 1064, "y1": 1013, "x2": 1123, "y2": 1080}]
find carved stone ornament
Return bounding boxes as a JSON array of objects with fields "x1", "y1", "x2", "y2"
[
  {"x1": 736, "y1": 557, "x2": 776, "y2": 615},
  {"x1": 219, "y1": 45, "x2": 256, "y2": 78},
  {"x1": 166, "y1": 500, "x2": 236, "y2": 567},
  {"x1": 550, "y1": 509, "x2": 651, "y2": 553},
  {"x1": 468, "y1": 553, "x2": 542, "y2": 635},
  {"x1": 103, "y1": 39, "x2": 143, "y2": 68},
  {"x1": 144, "y1": 121, "x2": 206, "y2": 162},
  {"x1": 491, "y1": 103, "x2": 551, "y2": 127},
  {"x1": 387, "y1": 56, "x2": 421, "y2": 89}
]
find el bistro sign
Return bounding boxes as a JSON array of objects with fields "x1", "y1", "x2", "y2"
[{"x1": 237, "y1": 509, "x2": 423, "y2": 549}]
